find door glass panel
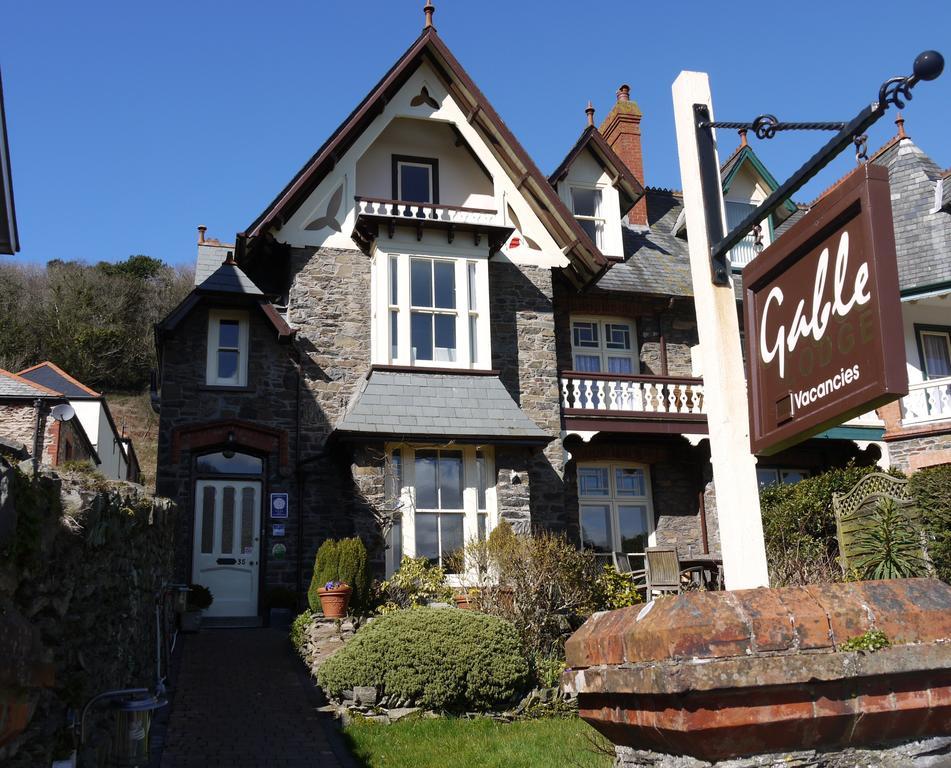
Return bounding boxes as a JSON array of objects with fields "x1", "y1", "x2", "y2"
[
  {"x1": 416, "y1": 512, "x2": 439, "y2": 564},
  {"x1": 580, "y1": 505, "x2": 611, "y2": 552},
  {"x1": 200, "y1": 486, "x2": 216, "y2": 554},
  {"x1": 438, "y1": 451, "x2": 463, "y2": 509},
  {"x1": 615, "y1": 467, "x2": 646, "y2": 497},
  {"x1": 410, "y1": 259, "x2": 432, "y2": 306},
  {"x1": 617, "y1": 505, "x2": 649, "y2": 553},
  {"x1": 196, "y1": 452, "x2": 263, "y2": 476},
  {"x1": 415, "y1": 450, "x2": 438, "y2": 509},
  {"x1": 441, "y1": 514, "x2": 464, "y2": 564},
  {"x1": 221, "y1": 487, "x2": 235, "y2": 554},
  {"x1": 411, "y1": 312, "x2": 433, "y2": 361},
  {"x1": 240, "y1": 487, "x2": 255, "y2": 553},
  {"x1": 578, "y1": 467, "x2": 609, "y2": 496},
  {"x1": 434, "y1": 262, "x2": 455, "y2": 309}
]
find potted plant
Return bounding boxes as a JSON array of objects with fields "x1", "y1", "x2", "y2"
[
  {"x1": 453, "y1": 588, "x2": 479, "y2": 610},
  {"x1": 317, "y1": 581, "x2": 352, "y2": 618},
  {"x1": 307, "y1": 537, "x2": 369, "y2": 616},
  {"x1": 180, "y1": 583, "x2": 213, "y2": 632}
]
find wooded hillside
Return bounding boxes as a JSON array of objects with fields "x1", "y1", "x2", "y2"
[{"x1": 0, "y1": 255, "x2": 193, "y2": 392}]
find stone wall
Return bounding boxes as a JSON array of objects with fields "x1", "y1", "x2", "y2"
[
  {"x1": 0, "y1": 461, "x2": 175, "y2": 767},
  {"x1": 886, "y1": 431, "x2": 951, "y2": 473},
  {"x1": 489, "y1": 261, "x2": 565, "y2": 531},
  {"x1": 0, "y1": 403, "x2": 36, "y2": 448},
  {"x1": 0, "y1": 403, "x2": 96, "y2": 469}
]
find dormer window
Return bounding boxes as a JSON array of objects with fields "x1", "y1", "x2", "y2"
[
  {"x1": 393, "y1": 155, "x2": 439, "y2": 203},
  {"x1": 726, "y1": 201, "x2": 772, "y2": 269},
  {"x1": 570, "y1": 186, "x2": 604, "y2": 248},
  {"x1": 206, "y1": 310, "x2": 249, "y2": 387}
]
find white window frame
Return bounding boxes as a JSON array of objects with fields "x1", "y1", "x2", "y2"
[
  {"x1": 725, "y1": 199, "x2": 773, "y2": 269},
  {"x1": 756, "y1": 467, "x2": 810, "y2": 488},
  {"x1": 918, "y1": 328, "x2": 951, "y2": 380},
  {"x1": 577, "y1": 461, "x2": 655, "y2": 559},
  {"x1": 372, "y1": 244, "x2": 491, "y2": 370},
  {"x1": 570, "y1": 315, "x2": 638, "y2": 374},
  {"x1": 386, "y1": 444, "x2": 496, "y2": 578},
  {"x1": 396, "y1": 160, "x2": 435, "y2": 203},
  {"x1": 570, "y1": 184, "x2": 605, "y2": 249},
  {"x1": 206, "y1": 310, "x2": 249, "y2": 387}
]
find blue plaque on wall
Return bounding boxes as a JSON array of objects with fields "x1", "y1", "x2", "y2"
[{"x1": 270, "y1": 492, "x2": 289, "y2": 519}]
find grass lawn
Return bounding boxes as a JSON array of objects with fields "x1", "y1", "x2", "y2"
[{"x1": 344, "y1": 715, "x2": 613, "y2": 768}]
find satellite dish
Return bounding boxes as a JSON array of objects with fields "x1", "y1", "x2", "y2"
[{"x1": 50, "y1": 403, "x2": 75, "y2": 422}]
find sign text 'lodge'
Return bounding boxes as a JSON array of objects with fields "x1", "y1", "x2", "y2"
[{"x1": 743, "y1": 163, "x2": 907, "y2": 455}]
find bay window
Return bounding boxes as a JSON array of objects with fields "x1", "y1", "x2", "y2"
[
  {"x1": 578, "y1": 463, "x2": 654, "y2": 562},
  {"x1": 376, "y1": 247, "x2": 490, "y2": 369},
  {"x1": 387, "y1": 444, "x2": 495, "y2": 575}
]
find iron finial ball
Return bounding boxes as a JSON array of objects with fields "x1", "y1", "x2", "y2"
[{"x1": 913, "y1": 50, "x2": 944, "y2": 82}]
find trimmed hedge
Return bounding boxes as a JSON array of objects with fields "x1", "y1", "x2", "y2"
[
  {"x1": 908, "y1": 464, "x2": 951, "y2": 582},
  {"x1": 317, "y1": 608, "x2": 531, "y2": 711},
  {"x1": 308, "y1": 537, "x2": 370, "y2": 612}
]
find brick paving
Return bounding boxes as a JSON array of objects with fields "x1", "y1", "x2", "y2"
[{"x1": 158, "y1": 628, "x2": 356, "y2": 768}]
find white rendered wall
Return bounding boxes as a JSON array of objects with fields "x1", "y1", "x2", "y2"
[{"x1": 71, "y1": 399, "x2": 125, "y2": 480}]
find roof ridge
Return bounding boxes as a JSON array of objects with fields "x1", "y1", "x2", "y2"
[
  {"x1": 17, "y1": 361, "x2": 100, "y2": 397},
  {"x1": 0, "y1": 367, "x2": 64, "y2": 396}
]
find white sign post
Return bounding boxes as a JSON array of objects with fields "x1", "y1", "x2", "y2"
[{"x1": 672, "y1": 71, "x2": 769, "y2": 590}]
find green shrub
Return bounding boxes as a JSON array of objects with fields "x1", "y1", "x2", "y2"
[
  {"x1": 593, "y1": 564, "x2": 644, "y2": 611},
  {"x1": 848, "y1": 497, "x2": 930, "y2": 580},
  {"x1": 308, "y1": 537, "x2": 370, "y2": 612},
  {"x1": 532, "y1": 654, "x2": 566, "y2": 688},
  {"x1": 759, "y1": 462, "x2": 896, "y2": 586},
  {"x1": 317, "y1": 608, "x2": 530, "y2": 711},
  {"x1": 908, "y1": 464, "x2": 951, "y2": 582},
  {"x1": 376, "y1": 556, "x2": 453, "y2": 612},
  {"x1": 290, "y1": 610, "x2": 313, "y2": 653},
  {"x1": 186, "y1": 583, "x2": 213, "y2": 610}
]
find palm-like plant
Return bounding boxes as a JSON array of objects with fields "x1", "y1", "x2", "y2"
[{"x1": 848, "y1": 498, "x2": 929, "y2": 580}]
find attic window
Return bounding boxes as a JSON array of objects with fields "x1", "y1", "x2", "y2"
[
  {"x1": 393, "y1": 156, "x2": 439, "y2": 203},
  {"x1": 570, "y1": 186, "x2": 604, "y2": 248}
]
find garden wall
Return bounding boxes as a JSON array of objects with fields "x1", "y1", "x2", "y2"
[{"x1": 0, "y1": 460, "x2": 175, "y2": 767}]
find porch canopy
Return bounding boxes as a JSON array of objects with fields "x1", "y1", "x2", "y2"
[{"x1": 334, "y1": 368, "x2": 552, "y2": 445}]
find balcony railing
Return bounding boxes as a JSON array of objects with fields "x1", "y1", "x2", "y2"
[
  {"x1": 560, "y1": 372, "x2": 705, "y2": 417},
  {"x1": 354, "y1": 196, "x2": 499, "y2": 226},
  {"x1": 900, "y1": 376, "x2": 951, "y2": 426}
]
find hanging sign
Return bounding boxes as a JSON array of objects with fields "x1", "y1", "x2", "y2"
[
  {"x1": 270, "y1": 492, "x2": 288, "y2": 519},
  {"x1": 743, "y1": 163, "x2": 907, "y2": 455}
]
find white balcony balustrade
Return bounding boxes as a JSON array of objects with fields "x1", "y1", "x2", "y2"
[
  {"x1": 560, "y1": 372, "x2": 705, "y2": 418},
  {"x1": 354, "y1": 196, "x2": 498, "y2": 227},
  {"x1": 901, "y1": 376, "x2": 951, "y2": 425}
]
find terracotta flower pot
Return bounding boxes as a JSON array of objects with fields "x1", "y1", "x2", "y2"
[
  {"x1": 453, "y1": 593, "x2": 476, "y2": 610},
  {"x1": 318, "y1": 584, "x2": 352, "y2": 618}
]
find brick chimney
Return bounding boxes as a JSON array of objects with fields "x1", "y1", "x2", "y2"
[{"x1": 599, "y1": 84, "x2": 646, "y2": 227}]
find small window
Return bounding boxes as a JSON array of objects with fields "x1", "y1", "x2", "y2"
[
  {"x1": 196, "y1": 451, "x2": 263, "y2": 476},
  {"x1": 578, "y1": 463, "x2": 653, "y2": 559},
  {"x1": 570, "y1": 317, "x2": 637, "y2": 374},
  {"x1": 571, "y1": 186, "x2": 604, "y2": 248},
  {"x1": 206, "y1": 310, "x2": 249, "y2": 386},
  {"x1": 756, "y1": 467, "x2": 810, "y2": 488},
  {"x1": 392, "y1": 156, "x2": 439, "y2": 204},
  {"x1": 917, "y1": 327, "x2": 951, "y2": 379},
  {"x1": 726, "y1": 201, "x2": 772, "y2": 269}
]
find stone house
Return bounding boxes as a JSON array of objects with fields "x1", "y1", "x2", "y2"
[
  {"x1": 0, "y1": 368, "x2": 97, "y2": 468},
  {"x1": 152, "y1": 10, "x2": 945, "y2": 619}
]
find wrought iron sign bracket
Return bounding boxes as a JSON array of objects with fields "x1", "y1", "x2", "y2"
[{"x1": 695, "y1": 50, "x2": 943, "y2": 285}]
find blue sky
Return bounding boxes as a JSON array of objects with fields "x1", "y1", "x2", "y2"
[{"x1": 3, "y1": 1, "x2": 949, "y2": 268}]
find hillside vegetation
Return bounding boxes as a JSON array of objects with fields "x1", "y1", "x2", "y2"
[{"x1": 0, "y1": 255, "x2": 193, "y2": 392}]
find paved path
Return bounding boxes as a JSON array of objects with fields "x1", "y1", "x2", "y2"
[{"x1": 158, "y1": 628, "x2": 356, "y2": 768}]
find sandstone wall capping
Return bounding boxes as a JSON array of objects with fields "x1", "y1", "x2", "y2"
[{"x1": 563, "y1": 579, "x2": 951, "y2": 762}]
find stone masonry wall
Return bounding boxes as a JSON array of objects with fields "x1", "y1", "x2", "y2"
[
  {"x1": 489, "y1": 261, "x2": 565, "y2": 531},
  {"x1": 887, "y1": 431, "x2": 951, "y2": 474},
  {"x1": 0, "y1": 403, "x2": 36, "y2": 449},
  {"x1": 0, "y1": 462, "x2": 175, "y2": 767}
]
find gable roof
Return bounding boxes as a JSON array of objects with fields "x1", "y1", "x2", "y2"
[
  {"x1": 244, "y1": 27, "x2": 607, "y2": 287},
  {"x1": 18, "y1": 361, "x2": 100, "y2": 399},
  {"x1": 549, "y1": 125, "x2": 645, "y2": 216},
  {"x1": 0, "y1": 368, "x2": 63, "y2": 398}
]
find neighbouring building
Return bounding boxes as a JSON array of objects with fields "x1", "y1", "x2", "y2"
[
  {"x1": 13, "y1": 362, "x2": 141, "y2": 483},
  {"x1": 153, "y1": 8, "x2": 947, "y2": 619},
  {"x1": 0, "y1": 368, "x2": 97, "y2": 468}
]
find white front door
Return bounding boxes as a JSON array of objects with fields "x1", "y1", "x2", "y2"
[{"x1": 192, "y1": 480, "x2": 261, "y2": 617}]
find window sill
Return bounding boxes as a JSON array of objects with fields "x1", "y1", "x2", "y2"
[
  {"x1": 199, "y1": 384, "x2": 254, "y2": 392},
  {"x1": 370, "y1": 364, "x2": 499, "y2": 376}
]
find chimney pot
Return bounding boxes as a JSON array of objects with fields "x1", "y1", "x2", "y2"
[
  {"x1": 895, "y1": 112, "x2": 906, "y2": 139},
  {"x1": 616, "y1": 84, "x2": 631, "y2": 102},
  {"x1": 739, "y1": 128, "x2": 748, "y2": 148},
  {"x1": 197, "y1": 225, "x2": 207, "y2": 244},
  {"x1": 224, "y1": 250, "x2": 236, "y2": 265}
]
